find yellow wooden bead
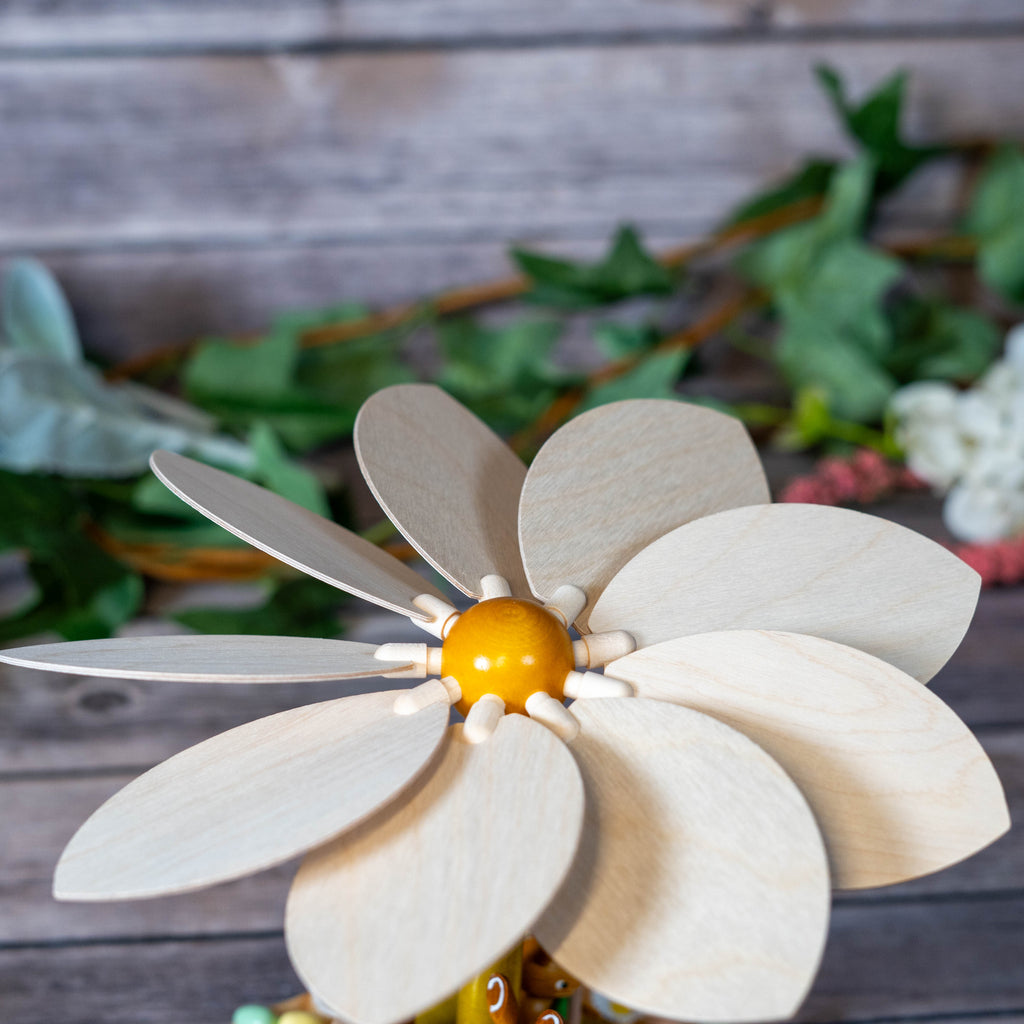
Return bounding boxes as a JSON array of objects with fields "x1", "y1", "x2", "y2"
[
  {"x1": 442, "y1": 598, "x2": 574, "y2": 716},
  {"x1": 277, "y1": 1012, "x2": 326, "y2": 1024}
]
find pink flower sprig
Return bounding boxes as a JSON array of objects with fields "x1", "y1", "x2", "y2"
[
  {"x1": 781, "y1": 449, "x2": 1024, "y2": 588},
  {"x1": 780, "y1": 449, "x2": 926, "y2": 507}
]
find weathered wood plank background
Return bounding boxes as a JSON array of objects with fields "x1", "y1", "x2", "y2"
[{"x1": 2, "y1": 3, "x2": 1023, "y2": 1022}]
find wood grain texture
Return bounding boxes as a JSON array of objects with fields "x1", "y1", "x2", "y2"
[
  {"x1": 7, "y1": 896, "x2": 1024, "y2": 1024},
  {"x1": 534, "y1": 697, "x2": 830, "y2": 1022},
  {"x1": 0, "y1": 635, "x2": 413, "y2": 683},
  {"x1": 590, "y1": 502, "x2": 980, "y2": 683},
  {"x1": 0, "y1": 1, "x2": 1018, "y2": 51},
  {"x1": 55, "y1": 685, "x2": 450, "y2": 900},
  {"x1": 286, "y1": 716, "x2": 584, "y2": 1024},
  {"x1": 4, "y1": 38, "x2": 1024, "y2": 257},
  {"x1": 151, "y1": 450, "x2": 445, "y2": 619},
  {"x1": 354, "y1": 384, "x2": 530, "y2": 599},
  {"x1": 606, "y1": 630, "x2": 1010, "y2": 890},
  {"x1": 518, "y1": 400, "x2": 769, "y2": 624}
]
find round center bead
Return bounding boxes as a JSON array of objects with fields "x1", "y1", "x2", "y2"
[{"x1": 441, "y1": 597, "x2": 574, "y2": 716}]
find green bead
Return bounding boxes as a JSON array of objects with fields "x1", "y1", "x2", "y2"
[{"x1": 232, "y1": 1006, "x2": 277, "y2": 1024}]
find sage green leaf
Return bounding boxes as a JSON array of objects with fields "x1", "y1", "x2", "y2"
[
  {"x1": 175, "y1": 578, "x2": 346, "y2": 638},
  {"x1": 965, "y1": 145, "x2": 1024, "y2": 304},
  {"x1": 0, "y1": 471, "x2": 73, "y2": 552},
  {"x1": 1, "y1": 258, "x2": 81, "y2": 362},
  {"x1": 0, "y1": 351, "x2": 252, "y2": 477},
  {"x1": 512, "y1": 226, "x2": 674, "y2": 308},
  {"x1": 816, "y1": 65, "x2": 942, "y2": 193},
  {"x1": 579, "y1": 350, "x2": 688, "y2": 412},
  {"x1": 250, "y1": 421, "x2": 330, "y2": 517}
]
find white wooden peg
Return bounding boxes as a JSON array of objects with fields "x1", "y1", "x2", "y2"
[
  {"x1": 572, "y1": 630, "x2": 636, "y2": 669},
  {"x1": 411, "y1": 594, "x2": 461, "y2": 639},
  {"x1": 394, "y1": 677, "x2": 461, "y2": 715},
  {"x1": 526, "y1": 691, "x2": 580, "y2": 742},
  {"x1": 480, "y1": 574, "x2": 513, "y2": 600},
  {"x1": 463, "y1": 694, "x2": 505, "y2": 743},
  {"x1": 563, "y1": 671, "x2": 633, "y2": 700},
  {"x1": 374, "y1": 643, "x2": 443, "y2": 677},
  {"x1": 544, "y1": 584, "x2": 587, "y2": 628}
]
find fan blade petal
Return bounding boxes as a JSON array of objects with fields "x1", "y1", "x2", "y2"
[
  {"x1": 534, "y1": 697, "x2": 830, "y2": 1022},
  {"x1": 519, "y1": 400, "x2": 768, "y2": 625},
  {"x1": 0, "y1": 635, "x2": 415, "y2": 683},
  {"x1": 286, "y1": 715, "x2": 584, "y2": 1024},
  {"x1": 354, "y1": 384, "x2": 529, "y2": 598},
  {"x1": 54, "y1": 684, "x2": 451, "y2": 900},
  {"x1": 607, "y1": 631, "x2": 1009, "y2": 890},
  {"x1": 590, "y1": 502, "x2": 979, "y2": 682},
  {"x1": 150, "y1": 450, "x2": 445, "y2": 619}
]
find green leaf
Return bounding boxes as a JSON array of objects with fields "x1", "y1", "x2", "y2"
[
  {"x1": 592, "y1": 322, "x2": 661, "y2": 359},
  {"x1": 816, "y1": 65, "x2": 942, "y2": 193},
  {"x1": 512, "y1": 226, "x2": 674, "y2": 309},
  {"x1": 1, "y1": 258, "x2": 81, "y2": 362},
  {"x1": 886, "y1": 298, "x2": 1001, "y2": 381},
  {"x1": 964, "y1": 144, "x2": 1024, "y2": 304},
  {"x1": 174, "y1": 578, "x2": 346, "y2": 638},
  {"x1": 738, "y1": 158, "x2": 904, "y2": 422},
  {"x1": 726, "y1": 160, "x2": 836, "y2": 227},
  {"x1": 185, "y1": 332, "x2": 300, "y2": 405},
  {"x1": 0, "y1": 534, "x2": 143, "y2": 644},
  {"x1": 438, "y1": 318, "x2": 572, "y2": 433},
  {"x1": 579, "y1": 350, "x2": 688, "y2": 412},
  {"x1": 0, "y1": 471, "x2": 76, "y2": 551},
  {"x1": 184, "y1": 331, "x2": 354, "y2": 451},
  {"x1": 250, "y1": 421, "x2": 330, "y2": 516},
  {"x1": 776, "y1": 314, "x2": 897, "y2": 422}
]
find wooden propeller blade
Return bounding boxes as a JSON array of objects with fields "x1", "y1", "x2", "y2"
[
  {"x1": 519, "y1": 400, "x2": 768, "y2": 626},
  {"x1": 590, "y1": 503, "x2": 980, "y2": 683},
  {"x1": 606, "y1": 631, "x2": 1010, "y2": 890},
  {"x1": 150, "y1": 450, "x2": 446, "y2": 619},
  {"x1": 533, "y1": 697, "x2": 830, "y2": 1022},
  {"x1": 354, "y1": 384, "x2": 530, "y2": 599},
  {"x1": 0, "y1": 635, "x2": 415, "y2": 683},
  {"x1": 286, "y1": 715, "x2": 584, "y2": 1024},
  {"x1": 54, "y1": 684, "x2": 451, "y2": 900}
]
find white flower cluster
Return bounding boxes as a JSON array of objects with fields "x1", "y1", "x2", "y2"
[{"x1": 891, "y1": 324, "x2": 1024, "y2": 543}]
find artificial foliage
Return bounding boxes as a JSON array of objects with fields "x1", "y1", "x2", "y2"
[{"x1": 0, "y1": 64, "x2": 1022, "y2": 640}]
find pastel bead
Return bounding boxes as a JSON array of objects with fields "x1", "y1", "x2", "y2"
[
  {"x1": 278, "y1": 1012, "x2": 326, "y2": 1024},
  {"x1": 232, "y1": 1007, "x2": 277, "y2": 1024}
]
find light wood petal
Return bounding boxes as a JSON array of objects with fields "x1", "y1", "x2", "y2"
[
  {"x1": 606, "y1": 631, "x2": 1010, "y2": 890},
  {"x1": 519, "y1": 400, "x2": 768, "y2": 626},
  {"x1": 534, "y1": 697, "x2": 830, "y2": 1022},
  {"x1": 150, "y1": 450, "x2": 445, "y2": 619},
  {"x1": 589, "y1": 502, "x2": 980, "y2": 683},
  {"x1": 0, "y1": 635, "x2": 414, "y2": 683},
  {"x1": 54, "y1": 684, "x2": 451, "y2": 900},
  {"x1": 286, "y1": 715, "x2": 584, "y2": 1024},
  {"x1": 354, "y1": 384, "x2": 530, "y2": 598}
]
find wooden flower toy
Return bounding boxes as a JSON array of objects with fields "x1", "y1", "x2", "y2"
[{"x1": 1, "y1": 385, "x2": 1009, "y2": 1024}]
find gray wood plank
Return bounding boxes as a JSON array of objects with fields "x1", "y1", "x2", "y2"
[
  {"x1": 2, "y1": 683, "x2": 1020, "y2": 942},
  {"x1": 3, "y1": 897, "x2": 1024, "y2": 1023},
  {"x1": 3, "y1": 38, "x2": 1022, "y2": 256},
  {"x1": 0, "y1": 0, "x2": 1020, "y2": 52}
]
